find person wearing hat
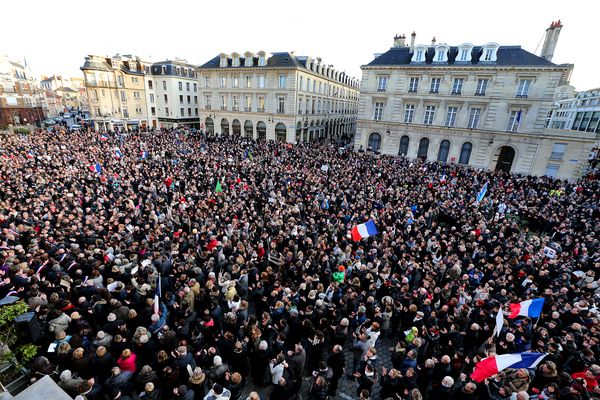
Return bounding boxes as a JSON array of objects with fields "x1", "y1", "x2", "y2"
[
  {"x1": 186, "y1": 365, "x2": 206, "y2": 398},
  {"x1": 332, "y1": 265, "x2": 346, "y2": 283}
]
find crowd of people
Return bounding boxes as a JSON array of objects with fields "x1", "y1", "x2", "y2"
[{"x1": 0, "y1": 128, "x2": 599, "y2": 400}]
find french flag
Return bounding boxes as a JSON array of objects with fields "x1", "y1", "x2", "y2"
[
  {"x1": 351, "y1": 220, "x2": 378, "y2": 242},
  {"x1": 471, "y1": 353, "x2": 547, "y2": 382},
  {"x1": 153, "y1": 274, "x2": 162, "y2": 315},
  {"x1": 115, "y1": 148, "x2": 123, "y2": 158},
  {"x1": 509, "y1": 298, "x2": 545, "y2": 319},
  {"x1": 100, "y1": 134, "x2": 109, "y2": 141},
  {"x1": 140, "y1": 151, "x2": 148, "y2": 160},
  {"x1": 93, "y1": 162, "x2": 102, "y2": 175},
  {"x1": 26, "y1": 150, "x2": 34, "y2": 159}
]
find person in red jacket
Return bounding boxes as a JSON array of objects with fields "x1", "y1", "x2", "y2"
[
  {"x1": 117, "y1": 348, "x2": 137, "y2": 373},
  {"x1": 571, "y1": 364, "x2": 600, "y2": 392}
]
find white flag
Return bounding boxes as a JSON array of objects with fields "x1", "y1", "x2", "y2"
[{"x1": 494, "y1": 309, "x2": 504, "y2": 337}]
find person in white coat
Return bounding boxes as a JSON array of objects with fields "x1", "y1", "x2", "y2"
[{"x1": 269, "y1": 354, "x2": 288, "y2": 385}]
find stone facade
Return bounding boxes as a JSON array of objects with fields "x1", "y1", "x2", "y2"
[
  {"x1": 197, "y1": 52, "x2": 359, "y2": 142},
  {"x1": 82, "y1": 55, "x2": 150, "y2": 131},
  {"x1": 0, "y1": 55, "x2": 44, "y2": 128},
  {"x1": 354, "y1": 23, "x2": 596, "y2": 179}
]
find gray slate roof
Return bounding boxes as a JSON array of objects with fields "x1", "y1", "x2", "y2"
[
  {"x1": 199, "y1": 52, "x2": 305, "y2": 69},
  {"x1": 365, "y1": 46, "x2": 558, "y2": 67}
]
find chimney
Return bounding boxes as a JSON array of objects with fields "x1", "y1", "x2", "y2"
[
  {"x1": 540, "y1": 20, "x2": 563, "y2": 62},
  {"x1": 410, "y1": 31, "x2": 416, "y2": 52},
  {"x1": 431, "y1": 36, "x2": 437, "y2": 46},
  {"x1": 393, "y1": 34, "x2": 406, "y2": 48}
]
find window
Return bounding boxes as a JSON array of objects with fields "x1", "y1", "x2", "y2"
[
  {"x1": 299, "y1": 76, "x2": 303, "y2": 90},
  {"x1": 550, "y1": 143, "x2": 567, "y2": 160},
  {"x1": 232, "y1": 96, "x2": 239, "y2": 111},
  {"x1": 445, "y1": 106, "x2": 458, "y2": 127},
  {"x1": 123, "y1": 108, "x2": 129, "y2": 118},
  {"x1": 163, "y1": 94, "x2": 169, "y2": 103},
  {"x1": 149, "y1": 94, "x2": 155, "y2": 103},
  {"x1": 507, "y1": 110, "x2": 521, "y2": 132},
  {"x1": 279, "y1": 75, "x2": 287, "y2": 89},
  {"x1": 430, "y1": 78, "x2": 441, "y2": 93},
  {"x1": 245, "y1": 96, "x2": 251, "y2": 111},
  {"x1": 162, "y1": 66, "x2": 167, "y2": 74},
  {"x1": 545, "y1": 164, "x2": 560, "y2": 177},
  {"x1": 413, "y1": 49, "x2": 425, "y2": 62},
  {"x1": 437, "y1": 140, "x2": 450, "y2": 162},
  {"x1": 180, "y1": 108, "x2": 184, "y2": 117},
  {"x1": 452, "y1": 78, "x2": 464, "y2": 94},
  {"x1": 151, "y1": 106, "x2": 156, "y2": 116},
  {"x1": 205, "y1": 95, "x2": 211, "y2": 109},
  {"x1": 179, "y1": 95, "x2": 184, "y2": 104},
  {"x1": 459, "y1": 48, "x2": 470, "y2": 61},
  {"x1": 232, "y1": 57, "x2": 240, "y2": 67},
  {"x1": 368, "y1": 133, "x2": 381, "y2": 151},
  {"x1": 148, "y1": 80, "x2": 153, "y2": 89},
  {"x1": 374, "y1": 102, "x2": 384, "y2": 121},
  {"x1": 278, "y1": 97, "x2": 285, "y2": 113},
  {"x1": 258, "y1": 96, "x2": 265, "y2": 112},
  {"x1": 398, "y1": 135, "x2": 410, "y2": 156},
  {"x1": 188, "y1": 108, "x2": 192, "y2": 116},
  {"x1": 572, "y1": 112, "x2": 584, "y2": 130},
  {"x1": 220, "y1": 76, "x2": 226, "y2": 88},
  {"x1": 179, "y1": 82, "x2": 183, "y2": 91},
  {"x1": 233, "y1": 76, "x2": 239, "y2": 88},
  {"x1": 423, "y1": 105, "x2": 436, "y2": 125},
  {"x1": 459, "y1": 142, "x2": 473, "y2": 164},
  {"x1": 165, "y1": 107, "x2": 169, "y2": 115},
  {"x1": 195, "y1": 108, "x2": 199, "y2": 116},
  {"x1": 186, "y1": 82, "x2": 190, "y2": 91},
  {"x1": 483, "y1": 48, "x2": 494, "y2": 61},
  {"x1": 377, "y1": 76, "x2": 388, "y2": 92},
  {"x1": 516, "y1": 79, "x2": 531, "y2": 98},
  {"x1": 176, "y1": 67, "x2": 181, "y2": 76},
  {"x1": 258, "y1": 55, "x2": 265, "y2": 66},
  {"x1": 258, "y1": 75, "x2": 265, "y2": 88},
  {"x1": 193, "y1": 83, "x2": 197, "y2": 91},
  {"x1": 468, "y1": 108, "x2": 482, "y2": 129},
  {"x1": 409, "y1": 77, "x2": 419, "y2": 93},
  {"x1": 221, "y1": 95, "x2": 227, "y2": 110},
  {"x1": 120, "y1": 91, "x2": 127, "y2": 102},
  {"x1": 417, "y1": 137, "x2": 430, "y2": 159},
  {"x1": 187, "y1": 95, "x2": 191, "y2": 104},
  {"x1": 475, "y1": 79, "x2": 488, "y2": 96},
  {"x1": 588, "y1": 111, "x2": 600, "y2": 132},
  {"x1": 117, "y1": 76, "x2": 123, "y2": 87},
  {"x1": 245, "y1": 76, "x2": 252, "y2": 88},
  {"x1": 404, "y1": 104, "x2": 415, "y2": 123},
  {"x1": 204, "y1": 76, "x2": 210, "y2": 87}
]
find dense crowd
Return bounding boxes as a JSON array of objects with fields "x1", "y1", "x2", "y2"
[{"x1": 0, "y1": 129, "x2": 599, "y2": 400}]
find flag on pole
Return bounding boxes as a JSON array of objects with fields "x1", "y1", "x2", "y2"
[
  {"x1": 215, "y1": 181, "x2": 223, "y2": 193},
  {"x1": 153, "y1": 275, "x2": 162, "y2": 315},
  {"x1": 476, "y1": 182, "x2": 488, "y2": 203},
  {"x1": 440, "y1": 174, "x2": 447, "y2": 184},
  {"x1": 94, "y1": 162, "x2": 102, "y2": 175},
  {"x1": 508, "y1": 298, "x2": 545, "y2": 319},
  {"x1": 516, "y1": 109, "x2": 522, "y2": 124},
  {"x1": 351, "y1": 220, "x2": 379, "y2": 242},
  {"x1": 494, "y1": 309, "x2": 504, "y2": 337},
  {"x1": 471, "y1": 353, "x2": 547, "y2": 382}
]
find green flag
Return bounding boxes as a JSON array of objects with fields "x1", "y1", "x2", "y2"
[
  {"x1": 215, "y1": 181, "x2": 223, "y2": 193},
  {"x1": 248, "y1": 151, "x2": 253, "y2": 161}
]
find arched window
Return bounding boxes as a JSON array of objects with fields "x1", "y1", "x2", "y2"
[
  {"x1": 275, "y1": 123, "x2": 287, "y2": 141},
  {"x1": 437, "y1": 139, "x2": 450, "y2": 162},
  {"x1": 220, "y1": 118, "x2": 229, "y2": 135},
  {"x1": 244, "y1": 120, "x2": 253, "y2": 138},
  {"x1": 417, "y1": 137, "x2": 430, "y2": 159},
  {"x1": 398, "y1": 135, "x2": 410, "y2": 156},
  {"x1": 459, "y1": 142, "x2": 473, "y2": 164},
  {"x1": 368, "y1": 132, "x2": 381, "y2": 151},
  {"x1": 256, "y1": 121, "x2": 266, "y2": 140}
]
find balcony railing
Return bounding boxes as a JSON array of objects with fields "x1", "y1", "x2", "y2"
[
  {"x1": 515, "y1": 94, "x2": 528, "y2": 98},
  {"x1": 474, "y1": 92, "x2": 486, "y2": 96},
  {"x1": 232, "y1": 106, "x2": 239, "y2": 111},
  {"x1": 451, "y1": 91, "x2": 462, "y2": 95},
  {"x1": 257, "y1": 107, "x2": 265, "y2": 112}
]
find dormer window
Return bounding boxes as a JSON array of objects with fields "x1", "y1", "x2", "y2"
[
  {"x1": 219, "y1": 54, "x2": 229, "y2": 68},
  {"x1": 244, "y1": 52, "x2": 254, "y2": 67},
  {"x1": 232, "y1": 53, "x2": 240, "y2": 67},
  {"x1": 481, "y1": 43, "x2": 499, "y2": 62},
  {"x1": 257, "y1": 52, "x2": 266, "y2": 66},
  {"x1": 434, "y1": 45, "x2": 449, "y2": 63},
  {"x1": 457, "y1": 43, "x2": 474, "y2": 62},
  {"x1": 411, "y1": 46, "x2": 427, "y2": 63}
]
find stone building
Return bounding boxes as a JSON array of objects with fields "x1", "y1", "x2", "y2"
[
  {"x1": 0, "y1": 55, "x2": 44, "y2": 128},
  {"x1": 81, "y1": 54, "x2": 150, "y2": 131},
  {"x1": 354, "y1": 21, "x2": 595, "y2": 179},
  {"x1": 146, "y1": 59, "x2": 200, "y2": 130},
  {"x1": 197, "y1": 51, "x2": 360, "y2": 142}
]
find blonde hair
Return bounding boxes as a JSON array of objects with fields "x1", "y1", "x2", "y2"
[
  {"x1": 96, "y1": 346, "x2": 107, "y2": 357},
  {"x1": 72, "y1": 347, "x2": 84, "y2": 360},
  {"x1": 121, "y1": 349, "x2": 131, "y2": 359}
]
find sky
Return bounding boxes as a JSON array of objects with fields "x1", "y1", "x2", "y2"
[{"x1": 4, "y1": 0, "x2": 599, "y2": 91}]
